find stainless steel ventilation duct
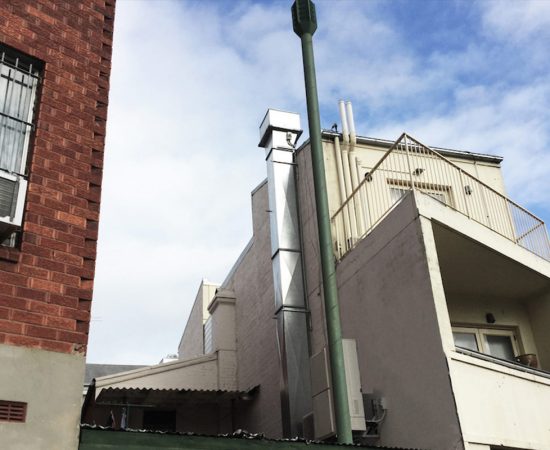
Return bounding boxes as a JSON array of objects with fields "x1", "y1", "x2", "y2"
[{"x1": 258, "y1": 109, "x2": 312, "y2": 437}]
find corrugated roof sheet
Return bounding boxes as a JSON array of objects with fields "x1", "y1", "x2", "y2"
[{"x1": 96, "y1": 386, "x2": 256, "y2": 405}]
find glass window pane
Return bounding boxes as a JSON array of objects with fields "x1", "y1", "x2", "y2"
[
  {"x1": 453, "y1": 332, "x2": 479, "y2": 351},
  {"x1": 484, "y1": 335, "x2": 515, "y2": 361},
  {"x1": 390, "y1": 187, "x2": 409, "y2": 203}
]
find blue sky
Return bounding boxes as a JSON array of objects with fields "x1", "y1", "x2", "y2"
[{"x1": 87, "y1": 0, "x2": 550, "y2": 364}]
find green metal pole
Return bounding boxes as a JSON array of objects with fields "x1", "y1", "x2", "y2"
[{"x1": 291, "y1": 0, "x2": 353, "y2": 444}]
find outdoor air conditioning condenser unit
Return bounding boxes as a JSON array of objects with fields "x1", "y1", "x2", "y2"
[{"x1": 0, "y1": 171, "x2": 27, "y2": 236}]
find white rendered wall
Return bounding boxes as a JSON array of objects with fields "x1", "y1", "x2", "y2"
[
  {"x1": 178, "y1": 280, "x2": 219, "y2": 359},
  {"x1": 449, "y1": 353, "x2": 550, "y2": 450},
  {"x1": 447, "y1": 296, "x2": 540, "y2": 358},
  {"x1": 322, "y1": 139, "x2": 506, "y2": 218},
  {"x1": 0, "y1": 344, "x2": 84, "y2": 450},
  {"x1": 419, "y1": 194, "x2": 550, "y2": 450}
]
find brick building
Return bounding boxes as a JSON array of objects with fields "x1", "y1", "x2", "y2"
[{"x1": 0, "y1": 1, "x2": 115, "y2": 449}]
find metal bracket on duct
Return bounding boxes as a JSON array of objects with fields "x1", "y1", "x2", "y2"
[{"x1": 258, "y1": 109, "x2": 312, "y2": 438}]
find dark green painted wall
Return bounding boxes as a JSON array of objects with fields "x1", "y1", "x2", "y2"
[{"x1": 79, "y1": 429, "x2": 382, "y2": 450}]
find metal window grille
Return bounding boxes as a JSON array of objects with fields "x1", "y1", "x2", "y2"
[
  {"x1": 0, "y1": 46, "x2": 40, "y2": 175},
  {"x1": 0, "y1": 400, "x2": 27, "y2": 423},
  {"x1": 0, "y1": 46, "x2": 41, "y2": 246}
]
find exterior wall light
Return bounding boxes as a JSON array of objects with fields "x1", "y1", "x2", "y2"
[{"x1": 486, "y1": 312, "x2": 496, "y2": 324}]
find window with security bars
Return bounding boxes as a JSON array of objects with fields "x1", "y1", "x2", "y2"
[
  {"x1": 0, "y1": 44, "x2": 41, "y2": 245},
  {"x1": 0, "y1": 400, "x2": 27, "y2": 423}
]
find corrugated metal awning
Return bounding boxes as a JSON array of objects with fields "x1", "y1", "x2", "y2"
[{"x1": 95, "y1": 387, "x2": 255, "y2": 406}]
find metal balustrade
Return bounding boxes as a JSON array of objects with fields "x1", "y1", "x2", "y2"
[{"x1": 331, "y1": 133, "x2": 550, "y2": 261}]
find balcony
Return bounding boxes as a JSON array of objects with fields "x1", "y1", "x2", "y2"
[{"x1": 331, "y1": 133, "x2": 550, "y2": 262}]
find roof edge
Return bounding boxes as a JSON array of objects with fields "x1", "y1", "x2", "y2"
[
  {"x1": 95, "y1": 353, "x2": 218, "y2": 387},
  {"x1": 304, "y1": 130, "x2": 504, "y2": 164}
]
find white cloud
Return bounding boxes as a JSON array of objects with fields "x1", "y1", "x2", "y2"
[
  {"x1": 88, "y1": 0, "x2": 313, "y2": 364},
  {"x1": 88, "y1": 0, "x2": 550, "y2": 364},
  {"x1": 482, "y1": 0, "x2": 550, "y2": 42}
]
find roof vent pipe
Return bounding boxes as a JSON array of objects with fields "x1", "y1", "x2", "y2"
[
  {"x1": 339, "y1": 100, "x2": 350, "y2": 143},
  {"x1": 345, "y1": 101, "x2": 357, "y2": 145},
  {"x1": 345, "y1": 101, "x2": 364, "y2": 234}
]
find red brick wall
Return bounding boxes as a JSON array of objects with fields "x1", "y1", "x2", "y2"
[{"x1": 0, "y1": 1, "x2": 115, "y2": 354}]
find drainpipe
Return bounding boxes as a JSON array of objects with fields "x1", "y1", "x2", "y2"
[
  {"x1": 339, "y1": 100, "x2": 353, "y2": 199},
  {"x1": 333, "y1": 135, "x2": 347, "y2": 205},
  {"x1": 333, "y1": 137, "x2": 352, "y2": 243},
  {"x1": 338, "y1": 101, "x2": 357, "y2": 241},
  {"x1": 346, "y1": 101, "x2": 365, "y2": 235},
  {"x1": 291, "y1": 0, "x2": 353, "y2": 444}
]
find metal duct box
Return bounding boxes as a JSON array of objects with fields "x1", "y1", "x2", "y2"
[
  {"x1": 312, "y1": 389, "x2": 335, "y2": 440},
  {"x1": 310, "y1": 347, "x2": 330, "y2": 396},
  {"x1": 342, "y1": 339, "x2": 366, "y2": 431},
  {"x1": 310, "y1": 347, "x2": 335, "y2": 440},
  {"x1": 310, "y1": 339, "x2": 366, "y2": 440},
  {"x1": 302, "y1": 412, "x2": 315, "y2": 441},
  {"x1": 258, "y1": 109, "x2": 302, "y2": 148}
]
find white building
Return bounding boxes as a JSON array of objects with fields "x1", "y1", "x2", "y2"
[{"x1": 84, "y1": 104, "x2": 550, "y2": 450}]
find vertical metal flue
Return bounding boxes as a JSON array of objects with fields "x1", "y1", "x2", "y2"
[
  {"x1": 291, "y1": 0, "x2": 353, "y2": 444},
  {"x1": 259, "y1": 110, "x2": 312, "y2": 438}
]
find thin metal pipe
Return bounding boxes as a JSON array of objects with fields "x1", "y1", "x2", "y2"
[
  {"x1": 292, "y1": 0, "x2": 352, "y2": 443},
  {"x1": 333, "y1": 137, "x2": 351, "y2": 241}
]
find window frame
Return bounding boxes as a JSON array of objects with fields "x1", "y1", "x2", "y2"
[
  {"x1": 452, "y1": 324, "x2": 521, "y2": 360},
  {"x1": 0, "y1": 45, "x2": 41, "y2": 176},
  {"x1": 387, "y1": 179, "x2": 453, "y2": 207},
  {"x1": 0, "y1": 44, "x2": 42, "y2": 246}
]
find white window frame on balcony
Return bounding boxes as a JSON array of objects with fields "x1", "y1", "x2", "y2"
[{"x1": 452, "y1": 325, "x2": 520, "y2": 361}]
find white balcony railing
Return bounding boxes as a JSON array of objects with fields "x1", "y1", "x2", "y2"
[{"x1": 331, "y1": 133, "x2": 550, "y2": 261}]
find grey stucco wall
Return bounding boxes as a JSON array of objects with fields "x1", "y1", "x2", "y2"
[
  {"x1": 295, "y1": 143, "x2": 463, "y2": 450},
  {"x1": 334, "y1": 195, "x2": 463, "y2": 450},
  {"x1": 223, "y1": 182, "x2": 283, "y2": 438},
  {"x1": 0, "y1": 343, "x2": 85, "y2": 450}
]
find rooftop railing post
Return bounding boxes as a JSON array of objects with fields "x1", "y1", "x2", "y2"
[{"x1": 404, "y1": 134, "x2": 415, "y2": 191}]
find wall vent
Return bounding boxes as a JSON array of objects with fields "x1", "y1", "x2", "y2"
[{"x1": 0, "y1": 400, "x2": 27, "y2": 423}]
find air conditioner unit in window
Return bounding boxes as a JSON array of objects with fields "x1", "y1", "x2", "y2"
[{"x1": 0, "y1": 171, "x2": 27, "y2": 236}]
